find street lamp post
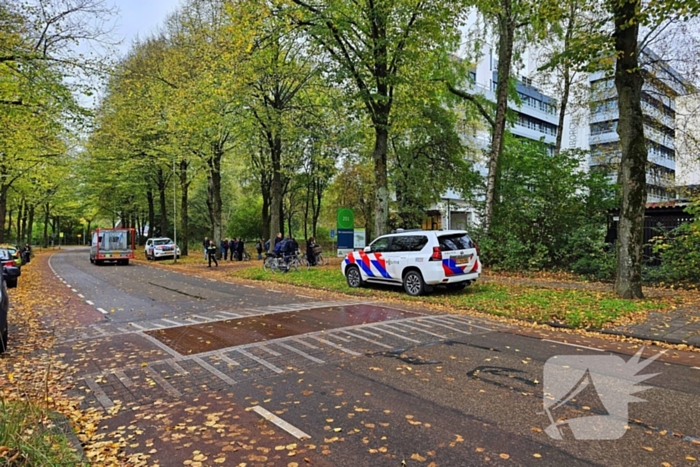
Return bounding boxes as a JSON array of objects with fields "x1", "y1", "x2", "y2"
[{"x1": 173, "y1": 158, "x2": 178, "y2": 264}]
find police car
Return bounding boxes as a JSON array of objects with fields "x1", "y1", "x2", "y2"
[
  {"x1": 145, "y1": 237, "x2": 181, "y2": 260},
  {"x1": 341, "y1": 229, "x2": 481, "y2": 296}
]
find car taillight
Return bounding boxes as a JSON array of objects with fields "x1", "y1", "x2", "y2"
[
  {"x1": 429, "y1": 246, "x2": 442, "y2": 261},
  {"x1": 2, "y1": 261, "x2": 14, "y2": 267}
]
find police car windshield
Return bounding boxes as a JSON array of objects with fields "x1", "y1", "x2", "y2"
[{"x1": 154, "y1": 239, "x2": 172, "y2": 246}]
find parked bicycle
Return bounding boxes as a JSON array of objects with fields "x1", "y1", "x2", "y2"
[
  {"x1": 301, "y1": 245, "x2": 329, "y2": 267},
  {"x1": 263, "y1": 252, "x2": 299, "y2": 273}
]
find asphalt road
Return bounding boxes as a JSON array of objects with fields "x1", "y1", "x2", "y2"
[{"x1": 50, "y1": 248, "x2": 700, "y2": 466}]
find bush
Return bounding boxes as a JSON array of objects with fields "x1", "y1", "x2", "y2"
[{"x1": 647, "y1": 219, "x2": 700, "y2": 285}]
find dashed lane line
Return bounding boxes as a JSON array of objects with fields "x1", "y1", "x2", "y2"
[{"x1": 97, "y1": 308, "x2": 108, "y2": 314}]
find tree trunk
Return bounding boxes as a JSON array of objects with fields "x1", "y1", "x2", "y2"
[
  {"x1": 26, "y1": 204, "x2": 34, "y2": 245},
  {"x1": 157, "y1": 168, "x2": 168, "y2": 237},
  {"x1": 483, "y1": 8, "x2": 516, "y2": 234},
  {"x1": 180, "y1": 159, "x2": 190, "y2": 256},
  {"x1": 43, "y1": 203, "x2": 50, "y2": 247},
  {"x1": 268, "y1": 134, "x2": 283, "y2": 252},
  {"x1": 0, "y1": 185, "x2": 8, "y2": 244},
  {"x1": 206, "y1": 146, "x2": 223, "y2": 258},
  {"x1": 373, "y1": 124, "x2": 389, "y2": 237},
  {"x1": 613, "y1": 0, "x2": 646, "y2": 299},
  {"x1": 17, "y1": 198, "x2": 24, "y2": 243},
  {"x1": 554, "y1": 1, "x2": 576, "y2": 155},
  {"x1": 146, "y1": 188, "x2": 154, "y2": 238}
]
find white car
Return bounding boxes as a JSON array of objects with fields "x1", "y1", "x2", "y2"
[
  {"x1": 145, "y1": 237, "x2": 181, "y2": 260},
  {"x1": 341, "y1": 230, "x2": 481, "y2": 296}
]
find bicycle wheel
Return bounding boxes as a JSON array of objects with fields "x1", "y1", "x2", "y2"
[
  {"x1": 288, "y1": 258, "x2": 299, "y2": 272},
  {"x1": 263, "y1": 256, "x2": 276, "y2": 272},
  {"x1": 243, "y1": 251, "x2": 251, "y2": 261},
  {"x1": 318, "y1": 253, "x2": 329, "y2": 266}
]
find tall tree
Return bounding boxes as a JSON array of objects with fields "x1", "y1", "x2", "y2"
[{"x1": 287, "y1": 0, "x2": 467, "y2": 237}]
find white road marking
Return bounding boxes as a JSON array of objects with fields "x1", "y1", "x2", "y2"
[
  {"x1": 296, "y1": 295, "x2": 314, "y2": 299},
  {"x1": 97, "y1": 308, "x2": 108, "y2": 314},
  {"x1": 291, "y1": 337, "x2": 318, "y2": 349},
  {"x1": 85, "y1": 300, "x2": 94, "y2": 306},
  {"x1": 77, "y1": 294, "x2": 85, "y2": 298},
  {"x1": 129, "y1": 322, "x2": 148, "y2": 330},
  {"x1": 386, "y1": 322, "x2": 448, "y2": 339},
  {"x1": 692, "y1": 367, "x2": 700, "y2": 370},
  {"x1": 350, "y1": 328, "x2": 384, "y2": 338},
  {"x1": 191, "y1": 357, "x2": 236, "y2": 385},
  {"x1": 189, "y1": 314, "x2": 211, "y2": 322},
  {"x1": 66, "y1": 284, "x2": 72, "y2": 288},
  {"x1": 268, "y1": 290, "x2": 282, "y2": 294},
  {"x1": 144, "y1": 365, "x2": 182, "y2": 398},
  {"x1": 215, "y1": 352, "x2": 241, "y2": 366},
  {"x1": 83, "y1": 376, "x2": 114, "y2": 410},
  {"x1": 325, "y1": 333, "x2": 351, "y2": 342},
  {"x1": 542, "y1": 339, "x2": 605, "y2": 352},
  {"x1": 440, "y1": 315, "x2": 493, "y2": 331},
  {"x1": 71, "y1": 289, "x2": 78, "y2": 293},
  {"x1": 258, "y1": 345, "x2": 281, "y2": 357},
  {"x1": 250, "y1": 405, "x2": 310, "y2": 440},
  {"x1": 166, "y1": 359, "x2": 189, "y2": 375},
  {"x1": 161, "y1": 318, "x2": 185, "y2": 326},
  {"x1": 275, "y1": 342, "x2": 326, "y2": 364},
  {"x1": 421, "y1": 318, "x2": 473, "y2": 335},
  {"x1": 371, "y1": 325, "x2": 421, "y2": 343},
  {"x1": 217, "y1": 311, "x2": 243, "y2": 318},
  {"x1": 314, "y1": 337, "x2": 362, "y2": 356},
  {"x1": 113, "y1": 370, "x2": 133, "y2": 388},
  {"x1": 136, "y1": 332, "x2": 183, "y2": 358},
  {"x1": 340, "y1": 330, "x2": 393, "y2": 349},
  {"x1": 236, "y1": 349, "x2": 284, "y2": 374},
  {"x1": 242, "y1": 285, "x2": 255, "y2": 288}
]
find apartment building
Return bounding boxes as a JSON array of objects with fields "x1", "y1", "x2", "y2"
[
  {"x1": 587, "y1": 50, "x2": 694, "y2": 202},
  {"x1": 425, "y1": 49, "x2": 560, "y2": 230}
]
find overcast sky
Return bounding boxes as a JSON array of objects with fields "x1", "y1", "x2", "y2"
[{"x1": 110, "y1": 0, "x2": 182, "y2": 57}]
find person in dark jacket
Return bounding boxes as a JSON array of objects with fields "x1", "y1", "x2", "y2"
[
  {"x1": 230, "y1": 238, "x2": 238, "y2": 261},
  {"x1": 203, "y1": 236, "x2": 209, "y2": 260},
  {"x1": 255, "y1": 239, "x2": 263, "y2": 260},
  {"x1": 306, "y1": 237, "x2": 316, "y2": 266},
  {"x1": 207, "y1": 240, "x2": 218, "y2": 267},
  {"x1": 236, "y1": 238, "x2": 245, "y2": 261},
  {"x1": 221, "y1": 238, "x2": 229, "y2": 260},
  {"x1": 21, "y1": 243, "x2": 31, "y2": 264}
]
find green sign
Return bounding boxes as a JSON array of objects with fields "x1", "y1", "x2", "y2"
[{"x1": 337, "y1": 209, "x2": 354, "y2": 229}]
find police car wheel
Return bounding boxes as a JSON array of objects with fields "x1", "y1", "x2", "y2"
[
  {"x1": 403, "y1": 270, "x2": 426, "y2": 296},
  {"x1": 346, "y1": 266, "x2": 363, "y2": 288}
]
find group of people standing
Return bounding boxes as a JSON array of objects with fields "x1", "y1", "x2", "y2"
[
  {"x1": 202, "y1": 236, "x2": 246, "y2": 267},
  {"x1": 202, "y1": 233, "x2": 321, "y2": 268}
]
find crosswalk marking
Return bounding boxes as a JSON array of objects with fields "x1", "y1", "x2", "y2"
[
  {"x1": 439, "y1": 315, "x2": 493, "y2": 331},
  {"x1": 314, "y1": 337, "x2": 362, "y2": 356},
  {"x1": 144, "y1": 365, "x2": 182, "y2": 397},
  {"x1": 387, "y1": 322, "x2": 449, "y2": 339},
  {"x1": 215, "y1": 352, "x2": 241, "y2": 367},
  {"x1": 420, "y1": 318, "x2": 473, "y2": 335},
  {"x1": 84, "y1": 376, "x2": 114, "y2": 410},
  {"x1": 339, "y1": 330, "x2": 393, "y2": 349},
  {"x1": 161, "y1": 318, "x2": 185, "y2": 326},
  {"x1": 371, "y1": 325, "x2": 422, "y2": 343},
  {"x1": 191, "y1": 356, "x2": 237, "y2": 385},
  {"x1": 129, "y1": 322, "x2": 148, "y2": 330},
  {"x1": 274, "y1": 342, "x2": 325, "y2": 364},
  {"x1": 236, "y1": 349, "x2": 284, "y2": 374},
  {"x1": 137, "y1": 331, "x2": 183, "y2": 358},
  {"x1": 258, "y1": 345, "x2": 281, "y2": 357},
  {"x1": 166, "y1": 359, "x2": 188, "y2": 375},
  {"x1": 113, "y1": 370, "x2": 133, "y2": 388}
]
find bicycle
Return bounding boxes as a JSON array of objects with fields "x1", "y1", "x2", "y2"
[{"x1": 263, "y1": 253, "x2": 298, "y2": 273}]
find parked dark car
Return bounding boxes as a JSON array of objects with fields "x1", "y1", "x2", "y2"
[
  {"x1": 0, "y1": 274, "x2": 9, "y2": 353},
  {"x1": 0, "y1": 248, "x2": 21, "y2": 288}
]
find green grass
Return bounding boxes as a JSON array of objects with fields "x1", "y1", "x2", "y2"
[
  {"x1": 0, "y1": 399, "x2": 86, "y2": 466},
  {"x1": 232, "y1": 267, "x2": 669, "y2": 329}
]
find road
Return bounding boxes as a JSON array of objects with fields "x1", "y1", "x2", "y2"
[{"x1": 49, "y1": 248, "x2": 700, "y2": 466}]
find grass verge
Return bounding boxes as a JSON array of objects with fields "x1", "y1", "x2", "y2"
[
  {"x1": 0, "y1": 399, "x2": 86, "y2": 466},
  {"x1": 232, "y1": 267, "x2": 673, "y2": 329}
]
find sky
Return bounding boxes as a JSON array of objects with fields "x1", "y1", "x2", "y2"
[{"x1": 110, "y1": 0, "x2": 182, "y2": 57}]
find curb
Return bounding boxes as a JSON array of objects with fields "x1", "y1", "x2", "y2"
[{"x1": 48, "y1": 411, "x2": 88, "y2": 463}]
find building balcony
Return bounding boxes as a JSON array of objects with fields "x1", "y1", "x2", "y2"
[
  {"x1": 512, "y1": 124, "x2": 556, "y2": 145},
  {"x1": 589, "y1": 131, "x2": 619, "y2": 145}
]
